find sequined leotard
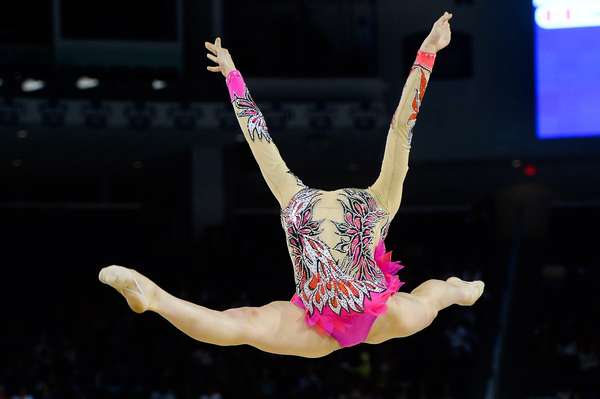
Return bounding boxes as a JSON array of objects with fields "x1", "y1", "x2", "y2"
[{"x1": 225, "y1": 50, "x2": 436, "y2": 347}]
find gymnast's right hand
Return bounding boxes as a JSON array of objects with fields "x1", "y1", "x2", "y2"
[
  {"x1": 205, "y1": 37, "x2": 237, "y2": 77},
  {"x1": 420, "y1": 11, "x2": 453, "y2": 53}
]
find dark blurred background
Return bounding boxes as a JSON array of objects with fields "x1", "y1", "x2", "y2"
[{"x1": 1, "y1": 0, "x2": 599, "y2": 398}]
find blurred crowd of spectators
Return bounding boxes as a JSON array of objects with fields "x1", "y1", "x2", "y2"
[
  {"x1": 511, "y1": 261, "x2": 600, "y2": 399},
  {"x1": 504, "y1": 208, "x2": 600, "y2": 399}
]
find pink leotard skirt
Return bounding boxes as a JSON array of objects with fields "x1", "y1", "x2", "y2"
[{"x1": 291, "y1": 239, "x2": 405, "y2": 347}]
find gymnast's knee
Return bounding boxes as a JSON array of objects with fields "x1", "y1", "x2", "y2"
[
  {"x1": 412, "y1": 296, "x2": 439, "y2": 329},
  {"x1": 222, "y1": 307, "x2": 265, "y2": 345},
  {"x1": 423, "y1": 300, "x2": 439, "y2": 327},
  {"x1": 385, "y1": 294, "x2": 439, "y2": 338}
]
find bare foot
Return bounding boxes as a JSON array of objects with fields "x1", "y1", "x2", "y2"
[
  {"x1": 98, "y1": 265, "x2": 159, "y2": 313},
  {"x1": 446, "y1": 276, "x2": 485, "y2": 306}
]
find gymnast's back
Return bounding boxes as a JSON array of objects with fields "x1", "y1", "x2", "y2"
[{"x1": 280, "y1": 184, "x2": 391, "y2": 279}]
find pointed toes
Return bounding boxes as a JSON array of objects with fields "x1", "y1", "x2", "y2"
[{"x1": 98, "y1": 265, "x2": 126, "y2": 286}]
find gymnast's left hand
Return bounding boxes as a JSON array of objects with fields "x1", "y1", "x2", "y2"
[
  {"x1": 420, "y1": 11, "x2": 453, "y2": 53},
  {"x1": 205, "y1": 37, "x2": 237, "y2": 77}
]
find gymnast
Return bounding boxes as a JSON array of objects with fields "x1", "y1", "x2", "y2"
[{"x1": 99, "y1": 11, "x2": 485, "y2": 358}]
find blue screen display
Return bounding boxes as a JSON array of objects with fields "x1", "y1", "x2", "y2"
[{"x1": 534, "y1": 0, "x2": 600, "y2": 139}]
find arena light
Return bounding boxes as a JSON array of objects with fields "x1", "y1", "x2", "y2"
[
  {"x1": 523, "y1": 164, "x2": 538, "y2": 177},
  {"x1": 76, "y1": 77, "x2": 100, "y2": 90},
  {"x1": 152, "y1": 80, "x2": 167, "y2": 90},
  {"x1": 22, "y1": 79, "x2": 45, "y2": 93}
]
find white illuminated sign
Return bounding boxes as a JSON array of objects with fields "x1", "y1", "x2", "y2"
[{"x1": 534, "y1": 0, "x2": 600, "y2": 29}]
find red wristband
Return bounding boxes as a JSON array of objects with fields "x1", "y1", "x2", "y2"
[{"x1": 415, "y1": 50, "x2": 436, "y2": 70}]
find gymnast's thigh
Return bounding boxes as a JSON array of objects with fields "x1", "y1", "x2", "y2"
[
  {"x1": 365, "y1": 292, "x2": 436, "y2": 344},
  {"x1": 249, "y1": 300, "x2": 342, "y2": 358}
]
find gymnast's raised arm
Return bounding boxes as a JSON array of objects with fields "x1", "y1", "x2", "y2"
[
  {"x1": 368, "y1": 12, "x2": 453, "y2": 217},
  {"x1": 205, "y1": 38, "x2": 305, "y2": 209}
]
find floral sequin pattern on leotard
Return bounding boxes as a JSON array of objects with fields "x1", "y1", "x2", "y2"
[
  {"x1": 280, "y1": 188, "x2": 389, "y2": 316},
  {"x1": 332, "y1": 189, "x2": 388, "y2": 283}
]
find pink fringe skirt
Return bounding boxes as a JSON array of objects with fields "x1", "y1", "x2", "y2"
[{"x1": 291, "y1": 239, "x2": 405, "y2": 347}]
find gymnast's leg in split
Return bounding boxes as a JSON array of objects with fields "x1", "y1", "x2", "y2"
[
  {"x1": 99, "y1": 11, "x2": 485, "y2": 358},
  {"x1": 99, "y1": 266, "x2": 482, "y2": 358}
]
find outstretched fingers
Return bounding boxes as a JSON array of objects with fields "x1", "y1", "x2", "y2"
[
  {"x1": 206, "y1": 53, "x2": 218, "y2": 63},
  {"x1": 205, "y1": 38, "x2": 222, "y2": 73},
  {"x1": 206, "y1": 54, "x2": 221, "y2": 73},
  {"x1": 205, "y1": 37, "x2": 230, "y2": 73},
  {"x1": 205, "y1": 40, "x2": 218, "y2": 54},
  {"x1": 205, "y1": 37, "x2": 224, "y2": 52},
  {"x1": 206, "y1": 36, "x2": 237, "y2": 76}
]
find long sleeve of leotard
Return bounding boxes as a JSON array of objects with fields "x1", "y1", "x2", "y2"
[
  {"x1": 367, "y1": 50, "x2": 436, "y2": 218},
  {"x1": 225, "y1": 69, "x2": 305, "y2": 209}
]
